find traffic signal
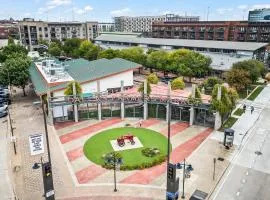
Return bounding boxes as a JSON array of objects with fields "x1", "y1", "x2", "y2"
[
  {"x1": 44, "y1": 163, "x2": 52, "y2": 177},
  {"x1": 168, "y1": 163, "x2": 176, "y2": 181}
]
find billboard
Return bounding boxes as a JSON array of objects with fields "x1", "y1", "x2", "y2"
[{"x1": 249, "y1": 9, "x2": 270, "y2": 22}]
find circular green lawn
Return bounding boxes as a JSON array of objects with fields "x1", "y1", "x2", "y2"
[{"x1": 83, "y1": 127, "x2": 169, "y2": 170}]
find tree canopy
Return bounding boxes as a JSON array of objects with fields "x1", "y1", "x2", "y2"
[
  {"x1": 48, "y1": 42, "x2": 62, "y2": 57},
  {"x1": 147, "y1": 73, "x2": 159, "y2": 84},
  {"x1": 225, "y1": 68, "x2": 251, "y2": 91},
  {"x1": 171, "y1": 77, "x2": 185, "y2": 90},
  {"x1": 64, "y1": 81, "x2": 82, "y2": 96},
  {"x1": 232, "y1": 60, "x2": 265, "y2": 83},
  {"x1": 98, "y1": 48, "x2": 121, "y2": 59},
  {"x1": 0, "y1": 44, "x2": 28, "y2": 62},
  {"x1": 0, "y1": 54, "x2": 31, "y2": 96},
  {"x1": 63, "y1": 38, "x2": 82, "y2": 57}
]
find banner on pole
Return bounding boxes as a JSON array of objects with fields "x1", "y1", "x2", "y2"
[{"x1": 29, "y1": 134, "x2": 44, "y2": 156}]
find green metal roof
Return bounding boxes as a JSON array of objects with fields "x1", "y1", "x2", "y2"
[{"x1": 29, "y1": 58, "x2": 141, "y2": 95}]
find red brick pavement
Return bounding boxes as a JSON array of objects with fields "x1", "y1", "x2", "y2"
[
  {"x1": 54, "y1": 121, "x2": 81, "y2": 130},
  {"x1": 76, "y1": 165, "x2": 107, "y2": 184},
  {"x1": 161, "y1": 122, "x2": 189, "y2": 137},
  {"x1": 60, "y1": 118, "x2": 122, "y2": 144},
  {"x1": 65, "y1": 118, "x2": 162, "y2": 162},
  {"x1": 66, "y1": 147, "x2": 84, "y2": 162},
  {"x1": 120, "y1": 128, "x2": 213, "y2": 185}
]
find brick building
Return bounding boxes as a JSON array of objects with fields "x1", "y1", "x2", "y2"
[{"x1": 151, "y1": 21, "x2": 270, "y2": 43}]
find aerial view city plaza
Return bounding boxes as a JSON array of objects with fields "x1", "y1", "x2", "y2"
[{"x1": 1, "y1": 0, "x2": 270, "y2": 200}]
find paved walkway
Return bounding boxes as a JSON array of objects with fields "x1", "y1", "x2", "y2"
[{"x1": 0, "y1": 118, "x2": 14, "y2": 200}]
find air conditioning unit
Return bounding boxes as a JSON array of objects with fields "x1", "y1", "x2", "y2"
[{"x1": 50, "y1": 70, "x2": 55, "y2": 75}]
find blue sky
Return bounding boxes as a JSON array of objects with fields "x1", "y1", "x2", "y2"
[{"x1": 0, "y1": 0, "x2": 270, "y2": 22}]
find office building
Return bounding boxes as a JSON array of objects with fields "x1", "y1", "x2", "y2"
[{"x1": 114, "y1": 14, "x2": 199, "y2": 33}]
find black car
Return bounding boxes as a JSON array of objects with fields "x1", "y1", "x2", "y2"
[
  {"x1": 0, "y1": 97, "x2": 10, "y2": 105},
  {"x1": 160, "y1": 77, "x2": 173, "y2": 84}
]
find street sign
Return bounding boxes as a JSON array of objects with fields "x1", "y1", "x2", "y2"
[
  {"x1": 29, "y1": 134, "x2": 44, "y2": 156},
  {"x1": 45, "y1": 190, "x2": 55, "y2": 197}
]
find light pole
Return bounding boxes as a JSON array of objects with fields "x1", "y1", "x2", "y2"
[
  {"x1": 33, "y1": 100, "x2": 55, "y2": 200},
  {"x1": 176, "y1": 159, "x2": 194, "y2": 199}
]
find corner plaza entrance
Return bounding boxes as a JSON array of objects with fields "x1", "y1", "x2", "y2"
[{"x1": 48, "y1": 84, "x2": 215, "y2": 128}]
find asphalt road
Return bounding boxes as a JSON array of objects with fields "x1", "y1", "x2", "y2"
[
  {"x1": 0, "y1": 116, "x2": 14, "y2": 199},
  {"x1": 212, "y1": 107, "x2": 270, "y2": 200}
]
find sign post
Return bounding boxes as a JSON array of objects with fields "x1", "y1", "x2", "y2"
[{"x1": 29, "y1": 134, "x2": 44, "y2": 156}]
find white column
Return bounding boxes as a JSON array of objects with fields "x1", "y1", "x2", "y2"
[
  {"x1": 97, "y1": 80, "x2": 102, "y2": 121},
  {"x1": 214, "y1": 86, "x2": 222, "y2": 130},
  {"x1": 47, "y1": 90, "x2": 53, "y2": 125},
  {"x1": 166, "y1": 82, "x2": 171, "y2": 122},
  {"x1": 189, "y1": 84, "x2": 196, "y2": 126},
  {"x1": 72, "y1": 82, "x2": 78, "y2": 122},
  {"x1": 120, "y1": 80, "x2": 125, "y2": 120},
  {"x1": 143, "y1": 80, "x2": 148, "y2": 120}
]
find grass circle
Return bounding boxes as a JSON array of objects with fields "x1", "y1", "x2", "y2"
[{"x1": 83, "y1": 127, "x2": 169, "y2": 170}]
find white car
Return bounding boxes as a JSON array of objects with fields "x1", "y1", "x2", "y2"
[{"x1": 0, "y1": 104, "x2": 8, "y2": 112}]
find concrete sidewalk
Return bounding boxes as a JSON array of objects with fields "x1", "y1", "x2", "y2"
[{"x1": 0, "y1": 118, "x2": 14, "y2": 200}]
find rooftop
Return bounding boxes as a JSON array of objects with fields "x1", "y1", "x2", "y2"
[
  {"x1": 29, "y1": 58, "x2": 141, "y2": 95},
  {"x1": 95, "y1": 35, "x2": 268, "y2": 51}
]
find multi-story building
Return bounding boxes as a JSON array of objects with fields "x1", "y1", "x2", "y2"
[
  {"x1": 0, "y1": 19, "x2": 20, "y2": 39},
  {"x1": 151, "y1": 10, "x2": 270, "y2": 42},
  {"x1": 98, "y1": 22, "x2": 115, "y2": 32},
  {"x1": 114, "y1": 14, "x2": 199, "y2": 33},
  {"x1": 18, "y1": 18, "x2": 98, "y2": 50},
  {"x1": 151, "y1": 20, "x2": 270, "y2": 42}
]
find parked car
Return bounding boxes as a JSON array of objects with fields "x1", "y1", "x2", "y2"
[
  {"x1": 0, "y1": 110, "x2": 8, "y2": 118},
  {"x1": 0, "y1": 103, "x2": 8, "y2": 112},
  {"x1": 160, "y1": 77, "x2": 173, "y2": 84},
  {"x1": 0, "y1": 97, "x2": 10, "y2": 105}
]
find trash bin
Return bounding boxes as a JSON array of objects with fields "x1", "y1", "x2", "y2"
[{"x1": 224, "y1": 128, "x2": 234, "y2": 148}]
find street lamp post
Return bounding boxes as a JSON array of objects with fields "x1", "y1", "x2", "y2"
[{"x1": 176, "y1": 159, "x2": 194, "y2": 199}]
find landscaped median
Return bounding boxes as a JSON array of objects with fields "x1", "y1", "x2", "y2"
[
  {"x1": 83, "y1": 127, "x2": 170, "y2": 170},
  {"x1": 247, "y1": 86, "x2": 264, "y2": 101}
]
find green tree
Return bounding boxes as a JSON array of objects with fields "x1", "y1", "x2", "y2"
[
  {"x1": 226, "y1": 68, "x2": 251, "y2": 91},
  {"x1": 63, "y1": 38, "x2": 82, "y2": 57},
  {"x1": 138, "y1": 81, "x2": 151, "y2": 96},
  {"x1": 0, "y1": 55, "x2": 31, "y2": 96},
  {"x1": 8, "y1": 37, "x2": 15, "y2": 45},
  {"x1": 147, "y1": 73, "x2": 159, "y2": 84},
  {"x1": 119, "y1": 47, "x2": 146, "y2": 65},
  {"x1": 188, "y1": 87, "x2": 202, "y2": 105},
  {"x1": 79, "y1": 40, "x2": 92, "y2": 56},
  {"x1": 227, "y1": 87, "x2": 239, "y2": 109},
  {"x1": 201, "y1": 76, "x2": 223, "y2": 94},
  {"x1": 64, "y1": 81, "x2": 82, "y2": 96},
  {"x1": 232, "y1": 60, "x2": 265, "y2": 83},
  {"x1": 0, "y1": 44, "x2": 28, "y2": 62},
  {"x1": 38, "y1": 39, "x2": 49, "y2": 47},
  {"x1": 211, "y1": 84, "x2": 232, "y2": 122},
  {"x1": 98, "y1": 48, "x2": 120, "y2": 59},
  {"x1": 85, "y1": 45, "x2": 101, "y2": 61},
  {"x1": 168, "y1": 49, "x2": 212, "y2": 81},
  {"x1": 48, "y1": 42, "x2": 61, "y2": 57},
  {"x1": 171, "y1": 77, "x2": 185, "y2": 90},
  {"x1": 146, "y1": 50, "x2": 168, "y2": 74}
]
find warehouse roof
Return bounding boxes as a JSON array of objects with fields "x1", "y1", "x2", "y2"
[
  {"x1": 29, "y1": 57, "x2": 141, "y2": 95},
  {"x1": 95, "y1": 35, "x2": 268, "y2": 51}
]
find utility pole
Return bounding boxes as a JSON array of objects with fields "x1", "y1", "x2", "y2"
[
  {"x1": 213, "y1": 158, "x2": 216, "y2": 181},
  {"x1": 207, "y1": 7, "x2": 210, "y2": 21}
]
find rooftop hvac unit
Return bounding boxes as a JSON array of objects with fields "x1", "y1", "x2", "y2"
[
  {"x1": 42, "y1": 61, "x2": 47, "y2": 66},
  {"x1": 50, "y1": 70, "x2": 55, "y2": 75}
]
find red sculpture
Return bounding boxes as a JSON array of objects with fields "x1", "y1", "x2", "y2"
[{"x1": 117, "y1": 133, "x2": 135, "y2": 147}]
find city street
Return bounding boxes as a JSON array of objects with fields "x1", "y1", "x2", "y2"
[{"x1": 211, "y1": 86, "x2": 270, "y2": 200}]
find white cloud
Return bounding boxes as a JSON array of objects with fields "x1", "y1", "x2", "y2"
[
  {"x1": 110, "y1": 8, "x2": 131, "y2": 16},
  {"x1": 237, "y1": 5, "x2": 248, "y2": 10},
  {"x1": 251, "y1": 4, "x2": 270, "y2": 10},
  {"x1": 73, "y1": 5, "x2": 93, "y2": 15},
  {"x1": 84, "y1": 5, "x2": 93, "y2": 12},
  {"x1": 216, "y1": 8, "x2": 233, "y2": 15},
  {"x1": 46, "y1": 0, "x2": 71, "y2": 7}
]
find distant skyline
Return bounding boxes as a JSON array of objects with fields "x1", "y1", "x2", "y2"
[{"x1": 0, "y1": 0, "x2": 270, "y2": 22}]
